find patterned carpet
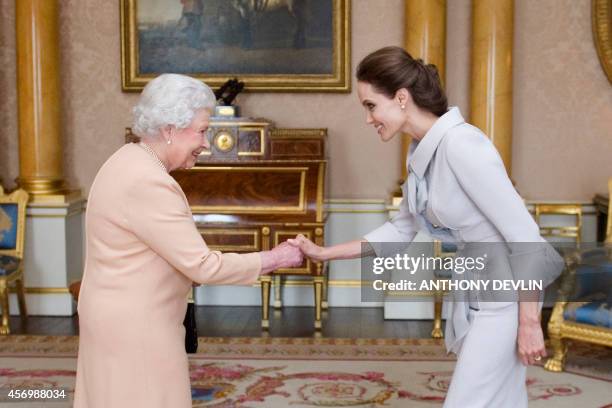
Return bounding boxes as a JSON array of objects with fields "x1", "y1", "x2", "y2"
[{"x1": 0, "y1": 336, "x2": 610, "y2": 407}]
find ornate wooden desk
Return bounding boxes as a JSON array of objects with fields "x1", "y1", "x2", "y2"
[{"x1": 130, "y1": 118, "x2": 328, "y2": 330}]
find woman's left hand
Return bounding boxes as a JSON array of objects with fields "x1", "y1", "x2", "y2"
[{"x1": 517, "y1": 321, "x2": 547, "y2": 365}]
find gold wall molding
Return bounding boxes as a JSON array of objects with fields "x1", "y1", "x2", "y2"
[
  {"x1": 26, "y1": 211, "x2": 82, "y2": 219},
  {"x1": 325, "y1": 199, "x2": 386, "y2": 204},
  {"x1": 9, "y1": 287, "x2": 69, "y2": 294},
  {"x1": 271, "y1": 128, "x2": 327, "y2": 139},
  {"x1": 254, "y1": 279, "x2": 368, "y2": 288},
  {"x1": 25, "y1": 197, "x2": 86, "y2": 218},
  {"x1": 325, "y1": 208, "x2": 387, "y2": 214},
  {"x1": 324, "y1": 198, "x2": 388, "y2": 213}
]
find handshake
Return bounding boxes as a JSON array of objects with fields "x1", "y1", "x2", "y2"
[{"x1": 260, "y1": 234, "x2": 323, "y2": 274}]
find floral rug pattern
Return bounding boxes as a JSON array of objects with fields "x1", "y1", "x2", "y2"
[{"x1": 0, "y1": 336, "x2": 610, "y2": 407}]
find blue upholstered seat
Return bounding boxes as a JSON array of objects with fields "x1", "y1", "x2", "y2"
[
  {"x1": 543, "y1": 182, "x2": 612, "y2": 373},
  {"x1": 433, "y1": 242, "x2": 457, "y2": 279},
  {"x1": 440, "y1": 242, "x2": 458, "y2": 253},
  {"x1": 433, "y1": 267, "x2": 453, "y2": 279},
  {"x1": 0, "y1": 255, "x2": 20, "y2": 276},
  {"x1": 0, "y1": 187, "x2": 29, "y2": 335},
  {"x1": 562, "y1": 249, "x2": 612, "y2": 330},
  {"x1": 564, "y1": 301, "x2": 611, "y2": 328},
  {"x1": 569, "y1": 250, "x2": 612, "y2": 301},
  {"x1": 0, "y1": 203, "x2": 19, "y2": 250}
]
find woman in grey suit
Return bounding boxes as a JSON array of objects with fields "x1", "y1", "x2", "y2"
[{"x1": 289, "y1": 46, "x2": 563, "y2": 407}]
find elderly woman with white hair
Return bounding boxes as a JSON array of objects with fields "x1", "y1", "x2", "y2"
[{"x1": 74, "y1": 74, "x2": 302, "y2": 408}]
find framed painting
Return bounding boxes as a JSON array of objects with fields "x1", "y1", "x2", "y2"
[
  {"x1": 593, "y1": 0, "x2": 612, "y2": 84},
  {"x1": 120, "y1": 0, "x2": 351, "y2": 92}
]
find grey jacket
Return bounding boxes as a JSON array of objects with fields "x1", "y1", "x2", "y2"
[{"x1": 364, "y1": 107, "x2": 564, "y2": 352}]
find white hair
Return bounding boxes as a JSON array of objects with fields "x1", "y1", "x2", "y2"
[{"x1": 132, "y1": 73, "x2": 216, "y2": 139}]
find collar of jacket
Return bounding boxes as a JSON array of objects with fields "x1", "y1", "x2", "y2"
[{"x1": 407, "y1": 106, "x2": 465, "y2": 179}]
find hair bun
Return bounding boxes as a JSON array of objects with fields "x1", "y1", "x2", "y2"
[
  {"x1": 422, "y1": 63, "x2": 441, "y2": 83},
  {"x1": 356, "y1": 46, "x2": 448, "y2": 116}
]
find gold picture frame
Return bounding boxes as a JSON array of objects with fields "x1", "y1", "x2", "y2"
[
  {"x1": 593, "y1": 0, "x2": 612, "y2": 84},
  {"x1": 120, "y1": 0, "x2": 351, "y2": 92}
]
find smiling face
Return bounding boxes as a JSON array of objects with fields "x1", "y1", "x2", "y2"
[
  {"x1": 357, "y1": 81, "x2": 407, "y2": 142},
  {"x1": 169, "y1": 108, "x2": 211, "y2": 170}
]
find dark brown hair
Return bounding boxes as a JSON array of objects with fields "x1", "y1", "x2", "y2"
[{"x1": 356, "y1": 46, "x2": 448, "y2": 117}]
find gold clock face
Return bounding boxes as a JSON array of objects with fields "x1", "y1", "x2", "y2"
[{"x1": 214, "y1": 131, "x2": 235, "y2": 152}]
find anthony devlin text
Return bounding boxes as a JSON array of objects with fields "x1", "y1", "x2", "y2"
[{"x1": 372, "y1": 279, "x2": 544, "y2": 291}]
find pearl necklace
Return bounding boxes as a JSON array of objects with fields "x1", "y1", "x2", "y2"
[{"x1": 138, "y1": 142, "x2": 168, "y2": 173}]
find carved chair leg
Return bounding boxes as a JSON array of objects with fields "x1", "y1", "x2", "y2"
[
  {"x1": 545, "y1": 297, "x2": 570, "y2": 372},
  {"x1": 15, "y1": 277, "x2": 28, "y2": 320},
  {"x1": 544, "y1": 332, "x2": 568, "y2": 372},
  {"x1": 260, "y1": 276, "x2": 271, "y2": 330},
  {"x1": 321, "y1": 263, "x2": 329, "y2": 310},
  {"x1": 431, "y1": 290, "x2": 444, "y2": 339},
  {"x1": 0, "y1": 283, "x2": 10, "y2": 335},
  {"x1": 314, "y1": 276, "x2": 323, "y2": 330},
  {"x1": 273, "y1": 274, "x2": 283, "y2": 310}
]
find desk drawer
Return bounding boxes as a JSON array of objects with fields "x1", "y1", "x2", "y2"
[
  {"x1": 273, "y1": 228, "x2": 315, "y2": 275},
  {"x1": 196, "y1": 225, "x2": 324, "y2": 275},
  {"x1": 198, "y1": 228, "x2": 260, "y2": 252}
]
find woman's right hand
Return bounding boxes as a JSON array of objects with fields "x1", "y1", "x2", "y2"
[
  {"x1": 260, "y1": 242, "x2": 304, "y2": 274},
  {"x1": 287, "y1": 234, "x2": 326, "y2": 262}
]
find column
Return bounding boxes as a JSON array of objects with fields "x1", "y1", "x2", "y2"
[
  {"x1": 402, "y1": 0, "x2": 446, "y2": 181},
  {"x1": 12, "y1": 0, "x2": 85, "y2": 316},
  {"x1": 470, "y1": 0, "x2": 514, "y2": 173},
  {"x1": 15, "y1": 0, "x2": 69, "y2": 199}
]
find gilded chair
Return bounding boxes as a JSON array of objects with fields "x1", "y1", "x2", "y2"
[
  {"x1": 534, "y1": 203, "x2": 582, "y2": 248},
  {"x1": 544, "y1": 179, "x2": 612, "y2": 372},
  {"x1": 431, "y1": 240, "x2": 456, "y2": 338},
  {"x1": 0, "y1": 186, "x2": 29, "y2": 334}
]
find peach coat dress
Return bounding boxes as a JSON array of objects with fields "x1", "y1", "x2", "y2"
[{"x1": 74, "y1": 143, "x2": 262, "y2": 407}]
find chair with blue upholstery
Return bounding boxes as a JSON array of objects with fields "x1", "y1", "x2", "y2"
[
  {"x1": 544, "y1": 179, "x2": 612, "y2": 372},
  {"x1": 0, "y1": 186, "x2": 29, "y2": 334}
]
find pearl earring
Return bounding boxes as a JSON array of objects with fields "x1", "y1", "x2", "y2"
[
  {"x1": 400, "y1": 104, "x2": 405, "y2": 110},
  {"x1": 167, "y1": 138, "x2": 172, "y2": 145}
]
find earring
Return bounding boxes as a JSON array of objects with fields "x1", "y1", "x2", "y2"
[
  {"x1": 400, "y1": 104, "x2": 406, "y2": 110},
  {"x1": 168, "y1": 127, "x2": 174, "y2": 145}
]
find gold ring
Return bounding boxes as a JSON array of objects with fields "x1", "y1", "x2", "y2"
[{"x1": 534, "y1": 356, "x2": 542, "y2": 361}]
